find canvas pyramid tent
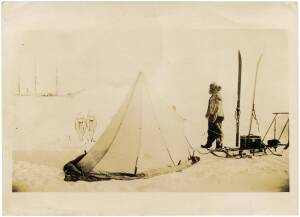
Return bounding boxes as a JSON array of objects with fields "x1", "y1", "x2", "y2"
[{"x1": 63, "y1": 73, "x2": 200, "y2": 182}]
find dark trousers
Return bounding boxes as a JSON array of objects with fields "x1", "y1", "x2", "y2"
[{"x1": 205, "y1": 116, "x2": 224, "y2": 148}]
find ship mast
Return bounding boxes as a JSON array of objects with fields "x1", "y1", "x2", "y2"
[
  {"x1": 34, "y1": 57, "x2": 37, "y2": 96},
  {"x1": 17, "y1": 73, "x2": 21, "y2": 96},
  {"x1": 55, "y1": 65, "x2": 58, "y2": 96}
]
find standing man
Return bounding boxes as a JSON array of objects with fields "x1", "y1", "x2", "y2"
[{"x1": 201, "y1": 82, "x2": 224, "y2": 150}]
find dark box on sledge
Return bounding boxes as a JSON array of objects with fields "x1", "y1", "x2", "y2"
[{"x1": 240, "y1": 135, "x2": 262, "y2": 150}]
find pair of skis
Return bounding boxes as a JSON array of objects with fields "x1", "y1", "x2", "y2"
[{"x1": 236, "y1": 50, "x2": 263, "y2": 147}]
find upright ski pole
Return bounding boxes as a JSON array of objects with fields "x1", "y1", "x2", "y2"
[
  {"x1": 236, "y1": 50, "x2": 242, "y2": 147},
  {"x1": 248, "y1": 54, "x2": 263, "y2": 135}
]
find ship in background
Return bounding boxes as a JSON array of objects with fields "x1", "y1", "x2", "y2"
[{"x1": 15, "y1": 60, "x2": 84, "y2": 98}]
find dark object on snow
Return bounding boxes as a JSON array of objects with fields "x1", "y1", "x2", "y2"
[
  {"x1": 267, "y1": 139, "x2": 280, "y2": 148},
  {"x1": 63, "y1": 151, "x2": 117, "y2": 182},
  {"x1": 240, "y1": 135, "x2": 263, "y2": 150},
  {"x1": 188, "y1": 155, "x2": 200, "y2": 164},
  {"x1": 63, "y1": 151, "x2": 87, "y2": 182}
]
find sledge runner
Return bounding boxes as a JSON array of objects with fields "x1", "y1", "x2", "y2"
[{"x1": 201, "y1": 82, "x2": 224, "y2": 150}]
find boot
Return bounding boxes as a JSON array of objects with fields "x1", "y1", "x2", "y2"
[
  {"x1": 202, "y1": 133, "x2": 215, "y2": 149},
  {"x1": 215, "y1": 137, "x2": 223, "y2": 150},
  {"x1": 201, "y1": 144, "x2": 212, "y2": 149},
  {"x1": 215, "y1": 146, "x2": 222, "y2": 151}
]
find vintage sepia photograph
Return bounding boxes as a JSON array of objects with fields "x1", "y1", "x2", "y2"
[{"x1": 3, "y1": 1, "x2": 298, "y2": 215}]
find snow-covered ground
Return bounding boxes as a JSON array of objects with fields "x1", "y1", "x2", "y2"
[
  {"x1": 8, "y1": 87, "x2": 289, "y2": 192},
  {"x1": 13, "y1": 149, "x2": 289, "y2": 192}
]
